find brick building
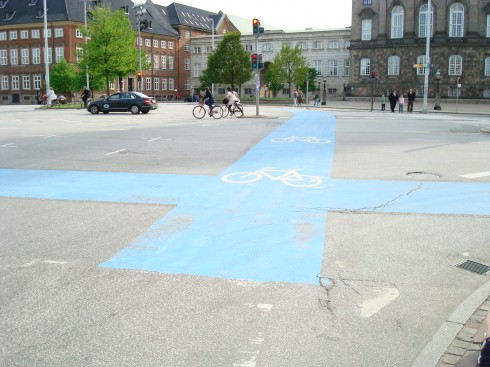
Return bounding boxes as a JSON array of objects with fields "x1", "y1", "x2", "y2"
[
  {"x1": 0, "y1": 0, "x2": 237, "y2": 104},
  {"x1": 349, "y1": 0, "x2": 490, "y2": 99}
]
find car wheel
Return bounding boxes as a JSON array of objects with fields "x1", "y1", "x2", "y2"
[
  {"x1": 130, "y1": 105, "x2": 140, "y2": 114},
  {"x1": 89, "y1": 105, "x2": 99, "y2": 114}
]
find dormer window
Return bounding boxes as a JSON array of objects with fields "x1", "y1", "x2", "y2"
[
  {"x1": 28, "y1": 0, "x2": 37, "y2": 5},
  {"x1": 4, "y1": 11, "x2": 15, "y2": 20},
  {"x1": 36, "y1": 7, "x2": 43, "y2": 18},
  {"x1": 0, "y1": 0, "x2": 8, "y2": 9},
  {"x1": 91, "y1": 0, "x2": 101, "y2": 7},
  {"x1": 120, "y1": 6, "x2": 129, "y2": 14}
]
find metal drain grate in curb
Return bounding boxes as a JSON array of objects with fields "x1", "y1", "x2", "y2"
[{"x1": 454, "y1": 260, "x2": 490, "y2": 275}]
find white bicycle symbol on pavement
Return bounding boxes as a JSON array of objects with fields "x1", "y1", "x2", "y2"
[
  {"x1": 221, "y1": 167, "x2": 324, "y2": 188},
  {"x1": 271, "y1": 136, "x2": 331, "y2": 144}
]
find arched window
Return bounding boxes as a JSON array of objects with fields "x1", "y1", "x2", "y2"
[
  {"x1": 388, "y1": 56, "x2": 400, "y2": 75},
  {"x1": 448, "y1": 55, "x2": 463, "y2": 75},
  {"x1": 449, "y1": 3, "x2": 464, "y2": 37},
  {"x1": 416, "y1": 55, "x2": 427, "y2": 75},
  {"x1": 360, "y1": 58, "x2": 371, "y2": 76},
  {"x1": 419, "y1": 3, "x2": 434, "y2": 37},
  {"x1": 391, "y1": 5, "x2": 404, "y2": 39}
]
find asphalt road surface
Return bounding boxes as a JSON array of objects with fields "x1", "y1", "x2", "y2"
[{"x1": 1, "y1": 104, "x2": 490, "y2": 366}]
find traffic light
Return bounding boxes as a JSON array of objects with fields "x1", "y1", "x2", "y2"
[
  {"x1": 371, "y1": 71, "x2": 376, "y2": 79},
  {"x1": 251, "y1": 53, "x2": 258, "y2": 69},
  {"x1": 137, "y1": 71, "x2": 142, "y2": 82},
  {"x1": 258, "y1": 54, "x2": 263, "y2": 70},
  {"x1": 252, "y1": 18, "x2": 260, "y2": 34}
]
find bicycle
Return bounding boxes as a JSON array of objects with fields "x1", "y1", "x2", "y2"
[
  {"x1": 192, "y1": 101, "x2": 222, "y2": 119},
  {"x1": 221, "y1": 100, "x2": 244, "y2": 118},
  {"x1": 221, "y1": 167, "x2": 324, "y2": 188}
]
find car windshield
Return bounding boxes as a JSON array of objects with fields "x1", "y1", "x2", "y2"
[{"x1": 133, "y1": 92, "x2": 150, "y2": 99}]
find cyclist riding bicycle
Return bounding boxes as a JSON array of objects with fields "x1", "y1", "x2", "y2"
[
  {"x1": 226, "y1": 87, "x2": 239, "y2": 115},
  {"x1": 200, "y1": 87, "x2": 215, "y2": 116}
]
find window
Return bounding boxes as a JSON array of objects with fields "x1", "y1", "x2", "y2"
[
  {"x1": 76, "y1": 47, "x2": 83, "y2": 63},
  {"x1": 193, "y1": 63, "x2": 201, "y2": 78},
  {"x1": 10, "y1": 49, "x2": 18, "y2": 65},
  {"x1": 22, "y1": 75, "x2": 30, "y2": 90},
  {"x1": 0, "y1": 31, "x2": 6, "y2": 40},
  {"x1": 54, "y1": 28, "x2": 63, "y2": 38},
  {"x1": 168, "y1": 56, "x2": 174, "y2": 70},
  {"x1": 154, "y1": 77, "x2": 159, "y2": 90},
  {"x1": 32, "y1": 48, "x2": 41, "y2": 64},
  {"x1": 388, "y1": 56, "x2": 400, "y2": 75},
  {"x1": 487, "y1": 15, "x2": 490, "y2": 37},
  {"x1": 485, "y1": 57, "x2": 490, "y2": 76},
  {"x1": 185, "y1": 79, "x2": 190, "y2": 90},
  {"x1": 0, "y1": 50, "x2": 7, "y2": 65},
  {"x1": 329, "y1": 41, "x2": 339, "y2": 49},
  {"x1": 345, "y1": 40, "x2": 351, "y2": 48},
  {"x1": 0, "y1": 0, "x2": 8, "y2": 8},
  {"x1": 360, "y1": 58, "x2": 371, "y2": 76},
  {"x1": 161, "y1": 55, "x2": 166, "y2": 69},
  {"x1": 4, "y1": 10, "x2": 14, "y2": 20},
  {"x1": 121, "y1": 5, "x2": 129, "y2": 14},
  {"x1": 32, "y1": 29, "x2": 40, "y2": 38},
  {"x1": 206, "y1": 46, "x2": 213, "y2": 53},
  {"x1": 11, "y1": 75, "x2": 19, "y2": 90},
  {"x1": 48, "y1": 47, "x2": 52, "y2": 64},
  {"x1": 313, "y1": 60, "x2": 322, "y2": 75},
  {"x1": 21, "y1": 48, "x2": 29, "y2": 64},
  {"x1": 145, "y1": 39, "x2": 150, "y2": 47},
  {"x1": 43, "y1": 29, "x2": 51, "y2": 38},
  {"x1": 10, "y1": 31, "x2": 17, "y2": 40},
  {"x1": 419, "y1": 4, "x2": 434, "y2": 37},
  {"x1": 168, "y1": 77, "x2": 174, "y2": 90},
  {"x1": 362, "y1": 19, "x2": 372, "y2": 40},
  {"x1": 1, "y1": 75, "x2": 8, "y2": 90},
  {"x1": 161, "y1": 40, "x2": 166, "y2": 48},
  {"x1": 328, "y1": 60, "x2": 338, "y2": 76},
  {"x1": 153, "y1": 40, "x2": 158, "y2": 48},
  {"x1": 34, "y1": 75, "x2": 41, "y2": 90},
  {"x1": 55, "y1": 47, "x2": 64, "y2": 63},
  {"x1": 145, "y1": 77, "x2": 151, "y2": 90},
  {"x1": 193, "y1": 47, "x2": 201, "y2": 54},
  {"x1": 29, "y1": 0, "x2": 38, "y2": 4},
  {"x1": 391, "y1": 5, "x2": 404, "y2": 39},
  {"x1": 245, "y1": 44, "x2": 253, "y2": 52},
  {"x1": 168, "y1": 42, "x2": 173, "y2": 49},
  {"x1": 416, "y1": 55, "x2": 427, "y2": 75},
  {"x1": 20, "y1": 30, "x2": 28, "y2": 39},
  {"x1": 76, "y1": 29, "x2": 83, "y2": 38},
  {"x1": 448, "y1": 55, "x2": 463, "y2": 75},
  {"x1": 344, "y1": 59, "x2": 350, "y2": 76},
  {"x1": 153, "y1": 54, "x2": 159, "y2": 69},
  {"x1": 298, "y1": 41, "x2": 307, "y2": 50},
  {"x1": 313, "y1": 41, "x2": 323, "y2": 49},
  {"x1": 449, "y1": 3, "x2": 464, "y2": 37},
  {"x1": 161, "y1": 78, "x2": 167, "y2": 91},
  {"x1": 263, "y1": 43, "x2": 272, "y2": 51},
  {"x1": 184, "y1": 31, "x2": 190, "y2": 39},
  {"x1": 363, "y1": 0, "x2": 372, "y2": 4},
  {"x1": 184, "y1": 59, "x2": 190, "y2": 70}
]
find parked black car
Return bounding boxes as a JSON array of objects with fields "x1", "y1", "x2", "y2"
[
  {"x1": 184, "y1": 95, "x2": 200, "y2": 102},
  {"x1": 87, "y1": 92, "x2": 158, "y2": 114}
]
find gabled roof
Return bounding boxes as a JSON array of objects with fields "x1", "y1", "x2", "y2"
[{"x1": 165, "y1": 2, "x2": 221, "y2": 32}]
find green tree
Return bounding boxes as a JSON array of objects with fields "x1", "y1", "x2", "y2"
[
  {"x1": 73, "y1": 71, "x2": 106, "y2": 96},
  {"x1": 200, "y1": 32, "x2": 252, "y2": 92},
  {"x1": 298, "y1": 68, "x2": 319, "y2": 95},
  {"x1": 49, "y1": 59, "x2": 77, "y2": 96},
  {"x1": 264, "y1": 63, "x2": 284, "y2": 97},
  {"x1": 272, "y1": 44, "x2": 309, "y2": 97},
  {"x1": 79, "y1": 5, "x2": 139, "y2": 95}
]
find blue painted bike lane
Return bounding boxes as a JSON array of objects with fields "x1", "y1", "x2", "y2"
[{"x1": 1, "y1": 109, "x2": 490, "y2": 284}]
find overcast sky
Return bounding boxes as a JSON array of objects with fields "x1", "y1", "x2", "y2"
[{"x1": 151, "y1": 0, "x2": 352, "y2": 30}]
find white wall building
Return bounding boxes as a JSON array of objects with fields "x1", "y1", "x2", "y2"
[{"x1": 190, "y1": 27, "x2": 352, "y2": 101}]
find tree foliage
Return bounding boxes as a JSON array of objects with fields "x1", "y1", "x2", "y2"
[
  {"x1": 199, "y1": 32, "x2": 252, "y2": 92},
  {"x1": 264, "y1": 63, "x2": 284, "y2": 97},
  {"x1": 49, "y1": 59, "x2": 77, "y2": 96},
  {"x1": 271, "y1": 44, "x2": 309, "y2": 97},
  {"x1": 79, "y1": 5, "x2": 139, "y2": 95}
]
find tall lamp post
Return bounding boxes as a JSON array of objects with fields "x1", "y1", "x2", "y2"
[
  {"x1": 322, "y1": 79, "x2": 326, "y2": 105},
  {"x1": 134, "y1": 3, "x2": 146, "y2": 92},
  {"x1": 82, "y1": 0, "x2": 89, "y2": 90},
  {"x1": 434, "y1": 69, "x2": 442, "y2": 110}
]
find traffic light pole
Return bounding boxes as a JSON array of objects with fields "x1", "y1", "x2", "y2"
[{"x1": 254, "y1": 35, "x2": 259, "y2": 117}]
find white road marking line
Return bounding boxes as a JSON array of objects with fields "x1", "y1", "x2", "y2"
[
  {"x1": 105, "y1": 149, "x2": 126, "y2": 155},
  {"x1": 460, "y1": 171, "x2": 490, "y2": 178},
  {"x1": 0, "y1": 143, "x2": 16, "y2": 148},
  {"x1": 42, "y1": 260, "x2": 67, "y2": 264},
  {"x1": 148, "y1": 137, "x2": 162, "y2": 142},
  {"x1": 360, "y1": 287, "x2": 400, "y2": 318},
  {"x1": 407, "y1": 139, "x2": 441, "y2": 142}
]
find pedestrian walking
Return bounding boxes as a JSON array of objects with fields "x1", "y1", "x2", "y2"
[
  {"x1": 388, "y1": 89, "x2": 398, "y2": 113},
  {"x1": 46, "y1": 87, "x2": 56, "y2": 108},
  {"x1": 380, "y1": 93, "x2": 387, "y2": 111},
  {"x1": 407, "y1": 88, "x2": 415, "y2": 112},
  {"x1": 297, "y1": 88, "x2": 304, "y2": 107},
  {"x1": 313, "y1": 93, "x2": 320, "y2": 107},
  {"x1": 398, "y1": 94, "x2": 405, "y2": 113},
  {"x1": 293, "y1": 89, "x2": 298, "y2": 107}
]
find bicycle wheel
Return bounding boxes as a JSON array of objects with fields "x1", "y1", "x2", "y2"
[
  {"x1": 221, "y1": 171, "x2": 261, "y2": 184},
  {"x1": 220, "y1": 105, "x2": 230, "y2": 118},
  {"x1": 283, "y1": 174, "x2": 323, "y2": 188},
  {"x1": 233, "y1": 103, "x2": 244, "y2": 118},
  {"x1": 211, "y1": 105, "x2": 222, "y2": 119},
  {"x1": 192, "y1": 105, "x2": 206, "y2": 119}
]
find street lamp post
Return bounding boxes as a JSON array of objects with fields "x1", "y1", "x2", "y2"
[
  {"x1": 342, "y1": 81, "x2": 346, "y2": 101},
  {"x1": 322, "y1": 79, "x2": 326, "y2": 105},
  {"x1": 434, "y1": 69, "x2": 442, "y2": 110},
  {"x1": 82, "y1": 0, "x2": 89, "y2": 90},
  {"x1": 134, "y1": 3, "x2": 146, "y2": 93}
]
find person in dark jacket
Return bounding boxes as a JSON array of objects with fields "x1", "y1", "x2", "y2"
[
  {"x1": 407, "y1": 88, "x2": 415, "y2": 112},
  {"x1": 477, "y1": 311, "x2": 490, "y2": 367},
  {"x1": 81, "y1": 86, "x2": 91, "y2": 107},
  {"x1": 200, "y1": 87, "x2": 215, "y2": 115},
  {"x1": 388, "y1": 89, "x2": 398, "y2": 113}
]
